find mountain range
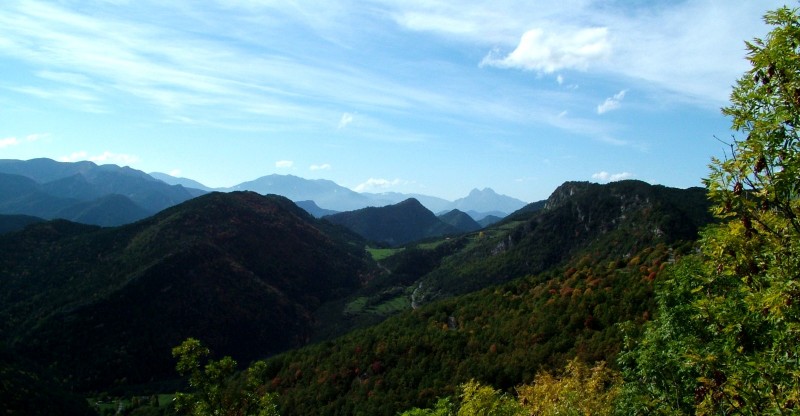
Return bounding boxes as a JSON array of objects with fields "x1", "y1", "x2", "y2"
[
  {"x1": 0, "y1": 158, "x2": 717, "y2": 415},
  {"x1": 154, "y1": 171, "x2": 526, "y2": 219},
  {"x1": 0, "y1": 159, "x2": 201, "y2": 226},
  {"x1": 1, "y1": 177, "x2": 711, "y2": 397},
  {"x1": 0, "y1": 159, "x2": 526, "y2": 230}
]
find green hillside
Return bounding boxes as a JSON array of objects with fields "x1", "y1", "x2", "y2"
[
  {"x1": 230, "y1": 181, "x2": 712, "y2": 415},
  {"x1": 0, "y1": 191, "x2": 375, "y2": 392}
]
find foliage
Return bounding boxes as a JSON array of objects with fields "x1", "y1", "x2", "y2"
[
  {"x1": 620, "y1": 6, "x2": 800, "y2": 414},
  {"x1": 456, "y1": 380, "x2": 521, "y2": 416},
  {"x1": 172, "y1": 338, "x2": 279, "y2": 416},
  {"x1": 517, "y1": 359, "x2": 620, "y2": 416},
  {"x1": 257, "y1": 241, "x2": 681, "y2": 415},
  {"x1": 399, "y1": 360, "x2": 621, "y2": 416}
]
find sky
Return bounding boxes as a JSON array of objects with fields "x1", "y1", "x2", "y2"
[{"x1": 0, "y1": 0, "x2": 791, "y2": 202}]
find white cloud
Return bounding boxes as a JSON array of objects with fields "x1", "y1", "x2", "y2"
[
  {"x1": 353, "y1": 178, "x2": 404, "y2": 193},
  {"x1": 58, "y1": 150, "x2": 140, "y2": 165},
  {"x1": 556, "y1": 74, "x2": 564, "y2": 85},
  {"x1": 169, "y1": 169, "x2": 182, "y2": 177},
  {"x1": 481, "y1": 27, "x2": 610, "y2": 73},
  {"x1": 597, "y1": 89, "x2": 627, "y2": 114},
  {"x1": 0, "y1": 137, "x2": 20, "y2": 148},
  {"x1": 275, "y1": 160, "x2": 294, "y2": 168},
  {"x1": 337, "y1": 112, "x2": 354, "y2": 129},
  {"x1": 310, "y1": 163, "x2": 331, "y2": 171},
  {"x1": 25, "y1": 133, "x2": 47, "y2": 142},
  {"x1": 0, "y1": 133, "x2": 47, "y2": 148},
  {"x1": 592, "y1": 171, "x2": 633, "y2": 182}
]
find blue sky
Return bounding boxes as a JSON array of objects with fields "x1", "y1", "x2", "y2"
[{"x1": 0, "y1": 1, "x2": 789, "y2": 202}]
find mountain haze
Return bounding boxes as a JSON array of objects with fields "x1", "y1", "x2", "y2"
[
  {"x1": 228, "y1": 174, "x2": 372, "y2": 211},
  {"x1": 0, "y1": 159, "x2": 200, "y2": 226},
  {"x1": 450, "y1": 187, "x2": 527, "y2": 216}
]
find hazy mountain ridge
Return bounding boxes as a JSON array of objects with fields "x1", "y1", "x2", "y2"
[
  {"x1": 155, "y1": 170, "x2": 526, "y2": 217},
  {"x1": 0, "y1": 160, "x2": 527, "y2": 227},
  {"x1": 0, "y1": 159, "x2": 201, "y2": 226}
]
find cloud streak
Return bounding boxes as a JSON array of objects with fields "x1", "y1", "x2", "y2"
[
  {"x1": 592, "y1": 171, "x2": 633, "y2": 182},
  {"x1": 353, "y1": 178, "x2": 404, "y2": 192},
  {"x1": 59, "y1": 150, "x2": 140, "y2": 165},
  {"x1": 597, "y1": 90, "x2": 627, "y2": 114}
]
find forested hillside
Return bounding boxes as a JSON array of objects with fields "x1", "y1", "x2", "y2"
[{"x1": 0, "y1": 192, "x2": 376, "y2": 392}]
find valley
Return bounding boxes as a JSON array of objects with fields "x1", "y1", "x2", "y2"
[{"x1": 0, "y1": 160, "x2": 714, "y2": 414}]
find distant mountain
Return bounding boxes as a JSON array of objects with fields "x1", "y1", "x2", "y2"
[
  {"x1": 477, "y1": 214, "x2": 503, "y2": 227},
  {"x1": 449, "y1": 188, "x2": 527, "y2": 216},
  {"x1": 324, "y1": 198, "x2": 460, "y2": 246},
  {"x1": 438, "y1": 209, "x2": 482, "y2": 233},
  {"x1": 149, "y1": 171, "x2": 214, "y2": 195},
  {"x1": 0, "y1": 192, "x2": 375, "y2": 391},
  {"x1": 296, "y1": 200, "x2": 339, "y2": 218},
  {"x1": 225, "y1": 174, "x2": 524, "y2": 216},
  {"x1": 228, "y1": 174, "x2": 372, "y2": 211},
  {"x1": 0, "y1": 159, "x2": 200, "y2": 226}
]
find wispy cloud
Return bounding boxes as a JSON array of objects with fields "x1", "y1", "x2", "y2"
[
  {"x1": 337, "y1": 112, "x2": 354, "y2": 129},
  {"x1": 310, "y1": 163, "x2": 331, "y2": 171},
  {"x1": 353, "y1": 178, "x2": 404, "y2": 192},
  {"x1": 385, "y1": 0, "x2": 780, "y2": 106},
  {"x1": 0, "y1": 133, "x2": 47, "y2": 148},
  {"x1": 275, "y1": 160, "x2": 294, "y2": 168},
  {"x1": 592, "y1": 171, "x2": 633, "y2": 182},
  {"x1": 597, "y1": 90, "x2": 627, "y2": 114},
  {"x1": 59, "y1": 150, "x2": 140, "y2": 165}
]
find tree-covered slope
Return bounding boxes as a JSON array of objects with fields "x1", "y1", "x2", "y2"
[
  {"x1": 325, "y1": 198, "x2": 460, "y2": 246},
  {"x1": 233, "y1": 181, "x2": 714, "y2": 415},
  {"x1": 438, "y1": 209, "x2": 482, "y2": 233},
  {"x1": 413, "y1": 180, "x2": 712, "y2": 302},
  {"x1": 258, "y1": 241, "x2": 689, "y2": 416},
  {"x1": 0, "y1": 191, "x2": 376, "y2": 391}
]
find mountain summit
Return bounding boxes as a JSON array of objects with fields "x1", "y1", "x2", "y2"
[{"x1": 450, "y1": 188, "x2": 526, "y2": 216}]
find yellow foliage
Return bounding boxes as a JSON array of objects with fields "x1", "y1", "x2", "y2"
[{"x1": 516, "y1": 359, "x2": 621, "y2": 416}]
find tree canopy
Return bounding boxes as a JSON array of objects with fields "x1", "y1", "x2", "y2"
[{"x1": 620, "y1": 6, "x2": 800, "y2": 414}]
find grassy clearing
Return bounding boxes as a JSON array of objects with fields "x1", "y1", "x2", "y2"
[
  {"x1": 344, "y1": 297, "x2": 368, "y2": 316},
  {"x1": 366, "y1": 247, "x2": 404, "y2": 261}
]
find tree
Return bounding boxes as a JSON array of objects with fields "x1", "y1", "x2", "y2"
[
  {"x1": 516, "y1": 359, "x2": 621, "y2": 416},
  {"x1": 620, "y1": 6, "x2": 800, "y2": 414},
  {"x1": 172, "y1": 338, "x2": 279, "y2": 416}
]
